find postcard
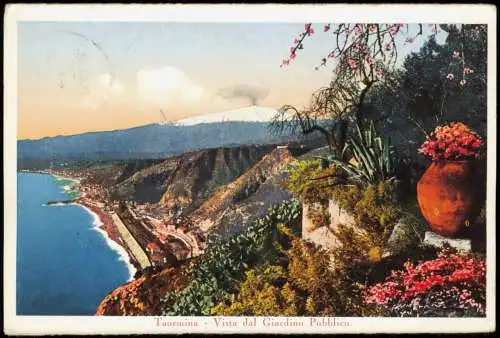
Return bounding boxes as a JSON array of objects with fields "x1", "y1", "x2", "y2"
[{"x1": 3, "y1": 4, "x2": 496, "y2": 335}]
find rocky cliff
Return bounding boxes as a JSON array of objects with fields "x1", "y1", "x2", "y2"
[{"x1": 104, "y1": 145, "x2": 273, "y2": 207}]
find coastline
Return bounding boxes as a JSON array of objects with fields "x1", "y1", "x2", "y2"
[
  {"x1": 38, "y1": 170, "x2": 140, "y2": 281},
  {"x1": 53, "y1": 173, "x2": 81, "y2": 184},
  {"x1": 76, "y1": 203, "x2": 138, "y2": 281}
]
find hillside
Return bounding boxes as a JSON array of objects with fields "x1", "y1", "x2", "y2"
[
  {"x1": 94, "y1": 148, "x2": 301, "y2": 316},
  {"x1": 189, "y1": 147, "x2": 295, "y2": 233},
  {"x1": 110, "y1": 145, "x2": 275, "y2": 209}
]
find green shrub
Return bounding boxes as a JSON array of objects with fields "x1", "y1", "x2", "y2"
[
  {"x1": 161, "y1": 199, "x2": 301, "y2": 316},
  {"x1": 286, "y1": 160, "x2": 323, "y2": 197},
  {"x1": 326, "y1": 182, "x2": 402, "y2": 270},
  {"x1": 210, "y1": 265, "x2": 297, "y2": 316},
  {"x1": 286, "y1": 159, "x2": 345, "y2": 203},
  {"x1": 211, "y1": 229, "x2": 385, "y2": 317}
]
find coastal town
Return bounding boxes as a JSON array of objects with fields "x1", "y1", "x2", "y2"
[{"x1": 43, "y1": 167, "x2": 207, "y2": 276}]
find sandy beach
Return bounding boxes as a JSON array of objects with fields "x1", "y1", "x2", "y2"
[{"x1": 77, "y1": 203, "x2": 138, "y2": 281}]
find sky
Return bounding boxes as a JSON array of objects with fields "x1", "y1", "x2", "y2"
[{"x1": 17, "y1": 22, "x2": 445, "y2": 140}]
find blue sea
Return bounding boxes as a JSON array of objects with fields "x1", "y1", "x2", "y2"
[{"x1": 16, "y1": 173, "x2": 131, "y2": 315}]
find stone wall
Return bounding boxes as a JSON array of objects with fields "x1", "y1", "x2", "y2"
[
  {"x1": 303, "y1": 199, "x2": 426, "y2": 255},
  {"x1": 302, "y1": 199, "x2": 362, "y2": 250}
]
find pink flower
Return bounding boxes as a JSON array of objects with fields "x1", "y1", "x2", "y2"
[
  {"x1": 347, "y1": 58, "x2": 358, "y2": 69},
  {"x1": 304, "y1": 23, "x2": 314, "y2": 35},
  {"x1": 369, "y1": 25, "x2": 377, "y2": 32},
  {"x1": 388, "y1": 23, "x2": 403, "y2": 35},
  {"x1": 446, "y1": 73, "x2": 455, "y2": 80},
  {"x1": 385, "y1": 43, "x2": 392, "y2": 51},
  {"x1": 293, "y1": 37, "x2": 299, "y2": 44},
  {"x1": 290, "y1": 53, "x2": 297, "y2": 60},
  {"x1": 323, "y1": 24, "x2": 330, "y2": 32},
  {"x1": 364, "y1": 253, "x2": 486, "y2": 306},
  {"x1": 452, "y1": 51, "x2": 461, "y2": 58}
]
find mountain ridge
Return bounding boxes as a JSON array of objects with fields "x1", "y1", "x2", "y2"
[{"x1": 18, "y1": 121, "x2": 295, "y2": 162}]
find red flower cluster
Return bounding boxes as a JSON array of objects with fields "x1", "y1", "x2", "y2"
[
  {"x1": 364, "y1": 253, "x2": 486, "y2": 309},
  {"x1": 419, "y1": 122, "x2": 482, "y2": 161}
]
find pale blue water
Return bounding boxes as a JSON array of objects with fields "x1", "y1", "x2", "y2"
[{"x1": 16, "y1": 173, "x2": 130, "y2": 315}]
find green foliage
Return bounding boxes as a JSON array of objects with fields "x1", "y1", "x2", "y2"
[
  {"x1": 285, "y1": 159, "x2": 345, "y2": 203},
  {"x1": 210, "y1": 265, "x2": 297, "y2": 316},
  {"x1": 286, "y1": 160, "x2": 323, "y2": 196},
  {"x1": 161, "y1": 199, "x2": 301, "y2": 316},
  {"x1": 334, "y1": 182, "x2": 400, "y2": 232},
  {"x1": 327, "y1": 182, "x2": 402, "y2": 269},
  {"x1": 326, "y1": 121, "x2": 399, "y2": 185},
  {"x1": 211, "y1": 230, "x2": 385, "y2": 316},
  {"x1": 364, "y1": 25, "x2": 487, "y2": 161}
]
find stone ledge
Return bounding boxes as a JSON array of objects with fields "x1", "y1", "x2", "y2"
[{"x1": 423, "y1": 231, "x2": 472, "y2": 252}]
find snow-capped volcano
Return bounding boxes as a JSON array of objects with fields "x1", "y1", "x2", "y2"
[
  {"x1": 171, "y1": 105, "x2": 278, "y2": 126},
  {"x1": 20, "y1": 105, "x2": 296, "y2": 162}
]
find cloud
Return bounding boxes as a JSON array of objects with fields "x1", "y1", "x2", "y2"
[
  {"x1": 184, "y1": 85, "x2": 204, "y2": 101},
  {"x1": 78, "y1": 73, "x2": 124, "y2": 110},
  {"x1": 215, "y1": 84, "x2": 269, "y2": 106},
  {"x1": 134, "y1": 66, "x2": 268, "y2": 121},
  {"x1": 98, "y1": 73, "x2": 123, "y2": 94},
  {"x1": 137, "y1": 66, "x2": 204, "y2": 105}
]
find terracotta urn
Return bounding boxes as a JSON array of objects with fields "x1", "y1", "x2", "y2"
[{"x1": 416, "y1": 160, "x2": 483, "y2": 238}]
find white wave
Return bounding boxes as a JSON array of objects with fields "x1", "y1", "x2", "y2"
[
  {"x1": 52, "y1": 174, "x2": 81, "y2": 184},
  {"x1": 75, "y1": 203, "x2": 137, "y2": 281},
  {"x1": 43, "y1": 202, "x2": 68, "y2": 207}
]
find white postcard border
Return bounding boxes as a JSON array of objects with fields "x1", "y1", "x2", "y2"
[{"x1": 3, "y1": 4, "x2": 496, "y2": 335}]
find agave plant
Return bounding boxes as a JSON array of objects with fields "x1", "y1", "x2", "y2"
[{"x1": 319, "y1": 121, "x2": 399, "y2": 185}]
